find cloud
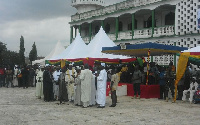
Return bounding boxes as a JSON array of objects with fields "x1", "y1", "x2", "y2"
[
  {"x1": 0, "y1": 0, "x2": 125, "y2": 57},
  {"x1": 0, "y1": 0, "x2": 76, "y2": 23},
  {"x1": 0, "y1": 17, "x2": 71, "y2": 57}
]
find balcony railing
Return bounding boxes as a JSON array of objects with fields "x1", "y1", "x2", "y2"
[
  {"x1": 154, "y1": 25, "x2": 174, "y2": 37},
  {"x1": 107, "y1": 33, "x2": 116, "y2": 41},
  {"x1": 79, "y1": 25, "x2": 174, "y2": 42},
  {"x1": 71, "y1": 0, "x2": 163, "y2": 22},
  {"x1": 118, "y1": 31, "x2": 132, "y2": 40},
  {"x1": 134, "y1": 28, "x2": 152, "y2": 39}
]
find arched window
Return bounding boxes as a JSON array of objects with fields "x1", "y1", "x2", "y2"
[
  {"x1": 165, "y1": 12, "x2": 175, "y2": 25},
  {"x1": 119, "y1": 21, "x2": 123, "y2": 31},
  {"x1": 128, "y1": 19, "x2": 137, "y2": 30},
  {"x1": 105, "y1": 23, "x2": 110, "y2": 33},
  {"x1": 144, "y1": 16, "x2": 156, "y2": 28}
]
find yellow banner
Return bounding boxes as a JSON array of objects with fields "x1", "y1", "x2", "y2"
[{"x1": 173, "y1": 52, "x2": 190, "y2": 102}]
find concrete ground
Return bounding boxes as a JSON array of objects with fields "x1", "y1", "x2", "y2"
[{"x1": 0, "y1": 87, "x2": 199, "y2": 125}]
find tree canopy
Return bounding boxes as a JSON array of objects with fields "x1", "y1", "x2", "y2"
[
  {"x1": 19, "y1": 36, "x2": 25, "y2": 65},
  {"x1": 29, "y1": 42, "x2": 37, "y2": 64},
  {"x1": 0, "y1": 41, "x2": 20, "y2": 67}
]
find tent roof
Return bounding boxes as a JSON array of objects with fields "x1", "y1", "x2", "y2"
[
  {"x1": 50, "y1": 33, "x2": 87, "y2": 60},
  {"x1": 102, "y1": 42, "x2": 188, "y2": 57},
  {"x1": 33, "y1": 41, "x2": 65, "y2": 65},
  {"x1": 182, "y1": 46, "x2": 200, "y2": 52},
  {"x1": 86, "y1": 27, "x2": 129, "y2": 59}
]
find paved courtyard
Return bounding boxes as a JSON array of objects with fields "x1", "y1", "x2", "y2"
[{"x1": 0, "y1": 87, "x2": 199, "y2": 125}]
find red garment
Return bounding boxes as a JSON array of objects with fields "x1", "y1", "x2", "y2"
[{"x1": 0, "y1": 68, "x2": 5, "y2": 75}]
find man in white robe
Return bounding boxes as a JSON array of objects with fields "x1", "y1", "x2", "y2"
[
  {"x1": 36, "y1": 66, "x2": 44, "y2": 99},
  {"x1": 65, "y1": 64, "x2": 76, "y2": 102},
  {"x1": 89, "y1": 74, "x2": 96, "y2": 106},
  {"x1": 80, "y1": 64, "x2": 93, "y2": 108},
  {"x1": 182, "y1": 77, "x2": 199, "y2": 104},
  {"x1": 53, "y1": 67, "x2": 61, "y2": 100},
  {"x1": 74, "y1": 68, "x2": 81, "y2": 106},
  {"x1": 96, "y1": 63, "x2": 107, "y2": 108},
  {"x1": 13, "y1": 65, "x2": 18, "y2": 87}
]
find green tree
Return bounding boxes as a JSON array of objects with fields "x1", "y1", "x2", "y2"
[
  {"x1": 0, "y1": 41, "x2": 20, "y2": 67},
  {"x1": 0, "y1": 41, "x2": 7, "y2": 64},
  {"x1": 29, "y1": 42, "x2": 37, "y2": 64},
  {"x1": 19, "y1": 36, "x2": 25, "y2": 65}
]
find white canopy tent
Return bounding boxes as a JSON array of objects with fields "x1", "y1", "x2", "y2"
[
  {"x1": 50, "y1": 33, "x2": 87, "y2": 60},
  {"x1": 32, "y1": 41, "x2": 65, "y2": 65},
  {"x1": 181, "y1": 46, "x2": 200, "y2": 52},
  {"x1": 49, "y1": 27, "x2": 129, "y2": 62},
  {"x1": 86, "y1": 27, "x2": 129, "y2": 59}
]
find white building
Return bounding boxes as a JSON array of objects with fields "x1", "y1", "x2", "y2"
[{"x1": 69, "y1": 0, "x2": 200, "y2": 65}]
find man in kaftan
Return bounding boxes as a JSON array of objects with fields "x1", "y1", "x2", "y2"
[
  {"x1": 65, "y1": 64, "x2": 76, "y2": 102},
  {"x1": 80, "y1": 64, "x2": 93, "y2": 108},
  {"x1": 58, "y1": 68, "x2": 68, "y2": 104},
  {"x1": 74, "y1": 69, "x2": 81, "y2": 106},
  {"x1": 182, "y1": 77, "x2": 199, "y2": 103},
  {"x1": 53, "y1": 67, "x2": 61, "y2": 100},
  {"x1": 13, "y1": 65, "x2": 18, "y2": 87},
  {"x1": 43, "y1": 66, "x2": 54, "y2": 102},
  {"x1": 96, "y1": 63, "x2": 107, "y2": 108},
  {"x1": 89, "y1": 74, "x2": 96, "y2": 106},
  {"x1": 36, "y1": 66, "x2": 44, "y2": 99}
]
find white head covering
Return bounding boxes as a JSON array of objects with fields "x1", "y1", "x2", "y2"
[
  {"x1": 45, "y1": 64, "x2": 50, "y2": 67},
  {"x1": 101, "y1": 63, "x2": 105, "y2": 67}
]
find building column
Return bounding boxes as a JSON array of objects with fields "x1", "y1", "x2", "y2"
[
  {"x1": 115, "y1": 17, "x2": 119, "y2": 41},
  {"x1": 89, "y1": 23, "x2": 92, "y2": 42},
  {"x1": 132, "y1": 13, "x2": 135, "y2": 40},
  {"x1": 174, "y1": 42, "x2": 177, "y2": 67},
  {"x1": 174, "y1": 8, "x2": 176, "y2": 35},
  {"x1": 151, "y1": 56, "x2": 153, "y2": 62},
  {"x1": 101, "y1": 20, "x2": 104, "y2": 29},
  {"x1": 152, "y1": 9, "x2": 155, "y2": 37},
  {"x1": 70, "y1": 26, "x2": 73, "y2": 44}
]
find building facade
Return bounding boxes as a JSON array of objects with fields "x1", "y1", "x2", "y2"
[{"x1": 70, "y1": 0, "x2": 200, "y2": 65}]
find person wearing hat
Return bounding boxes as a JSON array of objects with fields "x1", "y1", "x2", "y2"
[
  {"x1": 52, "y1": 66, "x2": 61, "y2": 101},
  {"x1": 109, "y1": 68, "x2": 120, "y2": 107},
  {"x1": 74, "y1": 68, "x2": 81, "y2": 106},
  {"x1": 65, "y1": 63, "x2": 77, "y2": 102},
  {"x1": 43, "y1": 65, "x2": 54, "y2": 102},
  {"x1": 35, "y1": 66, "x2": 44, "y2": 99},
  {"x1": 80, "y1": 64, "x2": 93, "y2": 108},
  {"x1": 13, "y1": 65, "x2": 19, "y2": 87},
  {"x1": 96, "y1": 63, "x2": 107, "y2": 108},
  {"x1": 58, "y1": 67, "x2": 68, "y2": 104},
  {"x1": 182, "y1": 77, "x2": 199, "y2": 104}
]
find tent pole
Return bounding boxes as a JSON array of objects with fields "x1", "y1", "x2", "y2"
[{"x1": 146, "y1": 49, "x2": 150, "y2": 85}]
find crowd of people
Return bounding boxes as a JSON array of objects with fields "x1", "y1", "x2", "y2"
[
  {"x1": 0, "y1": 65, "x2": 36, "y2": 88},
  {"x1": 0, "y1": 60, "x2": 200, "y2": 107},
  {"x1": 35, "y1": 63, "x2": 119, "y2": 108}
]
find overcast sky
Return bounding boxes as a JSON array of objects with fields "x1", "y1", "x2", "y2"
[{"x1": 0, "y1": 0, "x2": 125, "y2": 57}]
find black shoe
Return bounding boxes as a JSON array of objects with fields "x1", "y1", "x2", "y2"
[
  {"x1": 109, "y1": 105, "x2": 116, "y2": 107},
  {"x1": 97, "y1": 106, "x2": 105, "y2": 108}
]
